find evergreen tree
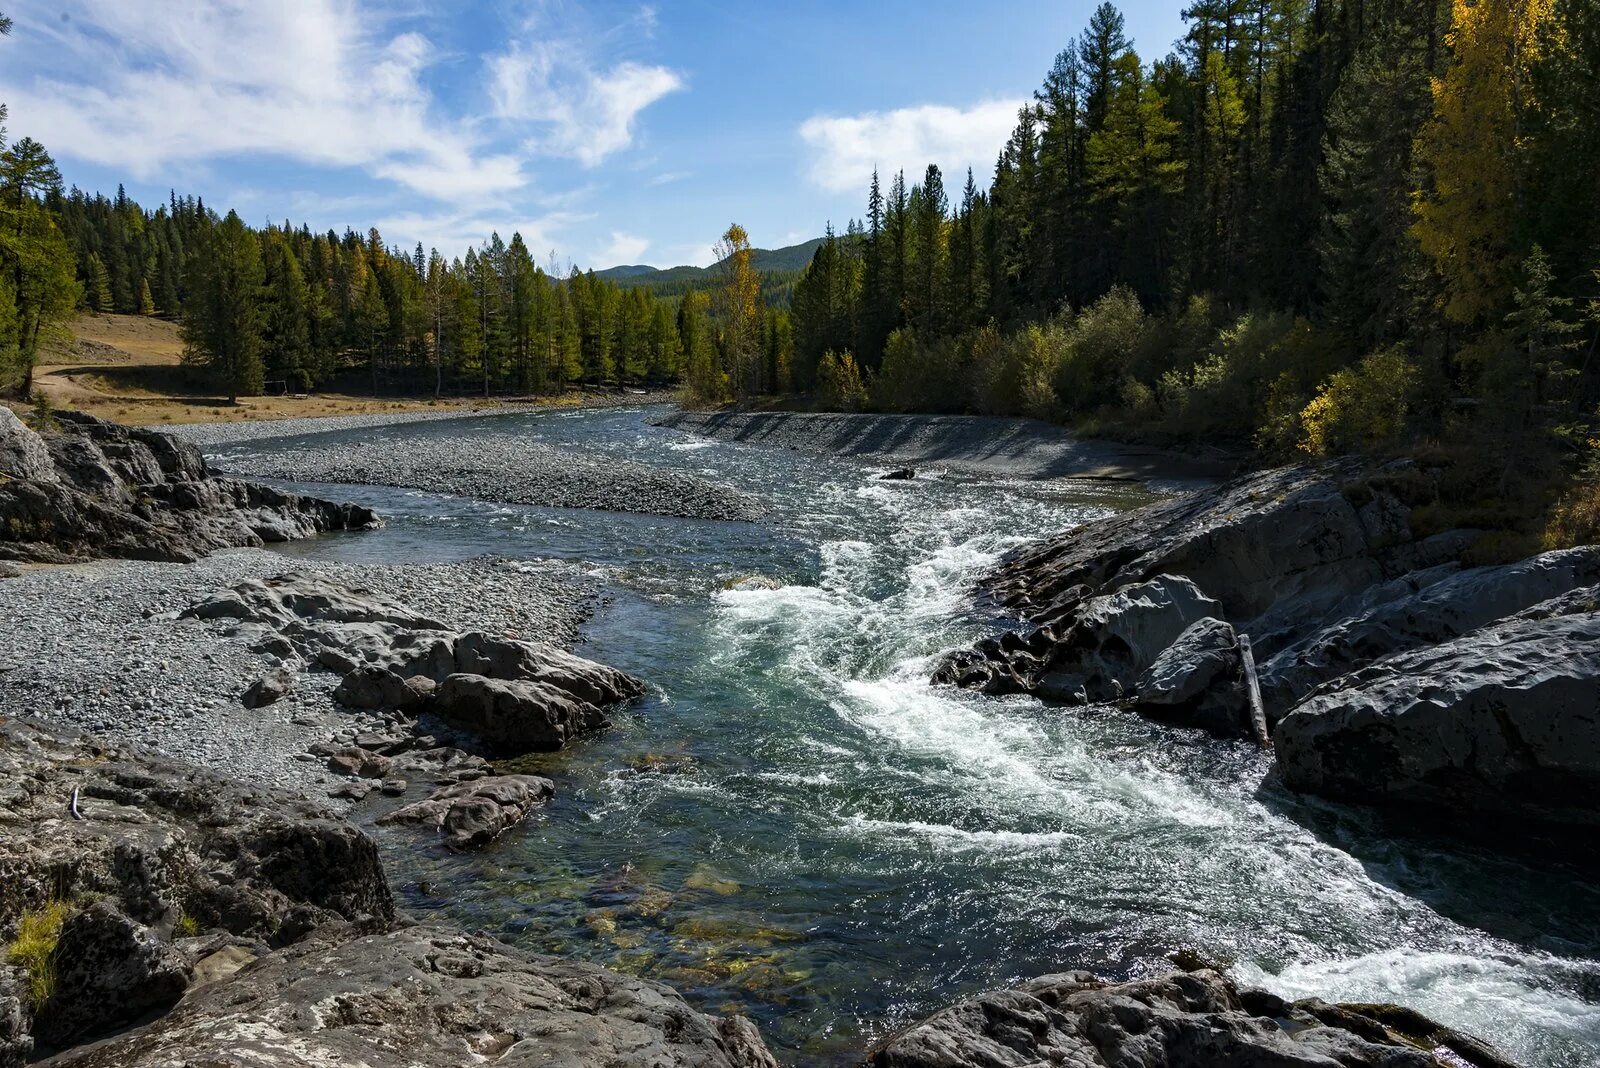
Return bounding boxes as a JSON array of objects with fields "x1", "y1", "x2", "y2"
[{"x1": 181, "y1": 211, "x2": 264, "y2": 403}]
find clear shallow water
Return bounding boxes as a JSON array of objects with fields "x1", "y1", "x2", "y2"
[{"x1": 250, "y1": 406, "x2": 1600, "y2": 1067}]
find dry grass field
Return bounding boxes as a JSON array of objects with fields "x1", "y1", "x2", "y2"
[{"x1": 30, "y1": 313, "x2": 507, "y2": 425}]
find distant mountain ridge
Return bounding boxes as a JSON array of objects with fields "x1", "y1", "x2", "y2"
[{"x1": 594, "y1": 237, "x2": 824, "y2": 288}]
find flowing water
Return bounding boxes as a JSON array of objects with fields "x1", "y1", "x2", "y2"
[{"x1": 230, "y1": 406, "x2": 1600, "y2": 1067}]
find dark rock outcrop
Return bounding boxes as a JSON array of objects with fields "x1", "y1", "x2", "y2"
[
  {"x1": 1274, "y1": 591, "x2": 1600, "y2": 828},
  {"x1": 0, "y1": 717, "x2": 393, "y2": 1059},
  {"x1": 1259, "y1": 546, "x2": 1600, "y2": 711},
  {"x1": 43, "y1": 925, "x2": 779, "y2": 1068},
  {"x1": 935, "y1": 575, "x2": 1220, "y2": 704},
  {"x1": 0, "y1": 409, "x2": 376, "y2": 564},
  {"x1": 867, "y1": 969, "x2": 1513, "y2": 1068}
]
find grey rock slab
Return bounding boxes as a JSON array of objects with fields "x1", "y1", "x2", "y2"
[{"x1": 41, "y1": 925, "x2": 779, "y2": 1068}]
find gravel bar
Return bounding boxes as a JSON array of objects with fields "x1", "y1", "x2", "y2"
[
  {"x1": 215, "y1": 430, "x2": 765, "y2": 522},
  {"x1": 164, "y1": 406, "x2": 525, "y2": 447},
  {"x1": 0, "y1": 549, "x2": 596, "y2": 797}
]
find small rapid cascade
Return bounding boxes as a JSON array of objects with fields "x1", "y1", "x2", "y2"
[{"x1": 256, "y1": 406, "x2": 1599, "y2": 1067}]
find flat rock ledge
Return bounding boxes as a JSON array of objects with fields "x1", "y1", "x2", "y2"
[
  {"x1": 42, "y1": 925, "x2": 778, "y2": 1068},
  {"x1": 0, "y1": 719, "x2": 777, "y2": 1068},
  {"x1": 868, "y1": 968, "x2": 1515, "y2": 1068},
  {"x1": 0, "y1": 408, "x2": 377, "y2": 564},
  {"x1": 932, "y1": 459, "x2": 1600, "y2": 838}
]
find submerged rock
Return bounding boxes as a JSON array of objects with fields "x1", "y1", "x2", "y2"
[
  {"x1": 378, "y1": 774, "x2": 555, "y2": 849},
  {"x1": 43, "y1": 926, "x2": 779, "y2": 1068},
  {"x1": 0, "y1": 410, "x2": 377, "y2": 564},
  {"x1": 1274, "y1": 592, "x2": 1600, "y2": 828},
  {"x1": 867, "y1": 968, "x2": 1513, "y2": 1068}
]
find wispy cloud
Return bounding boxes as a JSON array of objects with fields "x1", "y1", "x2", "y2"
[
  {"x1": 0, "y1": 0, "x2": 681, "y2": 259},
  {"x1": 597, "y1": 230, "x2": 650, "y2": 265},
  {"x1": 798, "y1": 99, "x2": 1026, "y2": 193},
  {"x1": 488, "y1": 46, "x2": 683, "y2": 168}
]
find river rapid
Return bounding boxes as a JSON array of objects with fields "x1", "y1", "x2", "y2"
[{"x1": 224, "y1": 406, "x2": 1600, "y2": 1067}]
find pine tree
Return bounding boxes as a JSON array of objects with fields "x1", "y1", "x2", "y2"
[{"x1": 181, "y1": 211, "x2": 264, "y2": 403}]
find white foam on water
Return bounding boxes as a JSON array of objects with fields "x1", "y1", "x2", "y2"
[
  {"x1": 838, "y1": 814, "x2": 1081, "y2": 854},
  {"x1": 665, "y1": 439, "x2": 715, "y2": 451},
  {"x1": 1236, "y1": 949, "x2": 1600, "y2": 1066}
]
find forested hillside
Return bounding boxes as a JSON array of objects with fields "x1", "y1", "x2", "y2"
[
  {"x1": 785, "y1": 0, "x2": 1599, "y2": 545},
  {"x1": 597, "y1": 238, "x2": 823, "y2": 306}
]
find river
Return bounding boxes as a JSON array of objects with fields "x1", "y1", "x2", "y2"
[{"x1": 220, "y1": 405, "x2": 1600, "y2": 1067}]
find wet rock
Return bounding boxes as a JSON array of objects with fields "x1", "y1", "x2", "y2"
[
  {"x1": 33, "y1": 902, "x2": 189, "y2": 1049},
  {"x1": 1274, "y1": 594, "x2": 1600, "y2": 828},
  {"x1": 434, "y1": 673, "x2": 610, "y2": 754},
  {"x1": 867, "y1": 968, "x2": 1512, "y2": 1068},
  {"x1": 937, "y1": 575, "x2": 1221, "y2": 704},
  {"x1": 42, "y1": 926, "x2": 779, "y2": 1068},
  {"x1": 378, "y1": 774, "x2": 555, "y2": 849},
  {"x1": 1133, "y1": 616, "x2": 1246, "y2": 733},
  {"x1": 240, "y1": 665, "x2": 294, "y2": 708},
  {"x1": 0, "y1": 411, "x2": 377, "y2": 565},
  {"x1": 880, "y1": 467, "x2": 916, "y2": 480},
  {"x1": 327, "y1": 746, "x2": 391, "y2": 779}
]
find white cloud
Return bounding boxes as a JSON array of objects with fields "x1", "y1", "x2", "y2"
[
  {"x1": 0, "y1": 2, "x2": 516, "y2": 201},
  {"x1": 597, "y1": 231, "x2": 650, "y2": 265},
  {"x1": 798, "y1": 99, "x2": 1027, "y2": 193},
  {"x1": 489, "y1": 45, "x2": 683, "y2": 168},
  {"x1": 0, "y1": 0, "x2": 678, "y2": 213}
]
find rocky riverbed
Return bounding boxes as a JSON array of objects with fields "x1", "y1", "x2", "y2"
[{"x1": 0, "y1": 550, "x2": 595, "y2": 795}]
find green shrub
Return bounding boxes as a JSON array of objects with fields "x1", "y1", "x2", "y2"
[
  {"x1": 1298, "y1": 348, "x2": 1419, "y2": 456},
  {"x1": 7, "y1": 900, "x2": 70, "y2": 1009},
  {"x1": 1053, "y1": 287, "x2": 1146, "y2": 412},
  {"x1": 815, "y1": 350, "x2": 869, "y2": 412}
]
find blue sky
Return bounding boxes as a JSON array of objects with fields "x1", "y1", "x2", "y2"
[{"x1": 0, "y1": 0, "x2": 1189, "y2": 270}]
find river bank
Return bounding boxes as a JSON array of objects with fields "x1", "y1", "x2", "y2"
[{"x1": 655, "y1": 408, "x2": 1235, "y2": 482}]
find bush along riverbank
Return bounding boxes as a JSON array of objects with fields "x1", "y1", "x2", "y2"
[{"x1": 932, "y1": 456, "x2": 1600, "y2": 846}]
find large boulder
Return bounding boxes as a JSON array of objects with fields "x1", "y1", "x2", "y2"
[
  {"x1": 936, "y1": 576, "x2": 1221, "y2": 703},
  {"x1": 433, "y1": 673, "x2": 610, "y2": 753},
  {"x1": 0, "y1": 407, "x2": 59, "y2": 484},
  {"x1": 1132, "y1": 616, "x2": 1247, "y2": 734},
  {"x1": 1273, "y1": 591, "x2": 1600, "y2": 828},
  {"x1": 1260, "y1": 546, "x2": 1600, "y2": 714},
  {"x1": 42, "y1": 925, "x2": 779, "y2": 1068},
  {"x1": 33, "y1": 902, "x2": 189, "y2": 1049},
  {"x1": 0, "y1": 412, "x2": 376, "y2": 564},
  {"x1": 867, "y1": 969, "x2": 1512, "y2": 1068}
]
